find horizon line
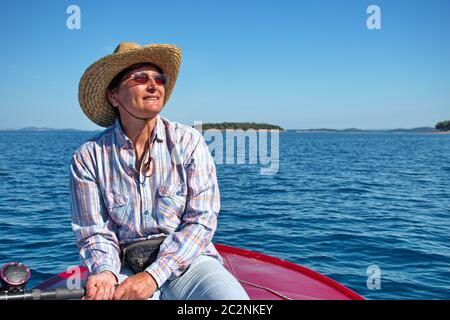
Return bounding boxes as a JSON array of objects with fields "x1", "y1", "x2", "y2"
[{"x1": 0, "y1": 125, "x2": 440, "y2": 132}]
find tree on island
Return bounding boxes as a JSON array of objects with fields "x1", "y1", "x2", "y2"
[{"x1": 435, "y1": 120, "x2": 450, "y2": 131}]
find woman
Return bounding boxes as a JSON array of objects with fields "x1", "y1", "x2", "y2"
[{"x1": 71, "y1": 42, "x2": 249, "y2": 300}]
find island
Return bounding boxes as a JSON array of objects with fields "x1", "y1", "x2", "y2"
[
  {"x1": 195, "y1": 122, "x2": 284, "y2": 131},
  {"x1": 435, "y1": 120, "x2": 450, "y2": 132}
]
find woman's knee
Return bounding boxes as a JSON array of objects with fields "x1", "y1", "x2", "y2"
[{"x1": 161, "y1": 255, "x2": 250, "y2": 300}]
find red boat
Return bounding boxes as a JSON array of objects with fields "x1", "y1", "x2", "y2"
[{"x1": 34, "y1": 244, "x2": 364, "y2": 300}]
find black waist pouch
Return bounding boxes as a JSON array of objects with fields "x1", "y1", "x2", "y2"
[{"x1": 121, "y1": 236, "x2": 166, "y2": 274}]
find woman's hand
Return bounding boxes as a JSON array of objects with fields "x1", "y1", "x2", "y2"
[
  {"x1": 84, "y1": 271, "x2": 118, "y2": 300},
  {"x1": 113, "y1": 271, "x2": 158, "y2": 300}
]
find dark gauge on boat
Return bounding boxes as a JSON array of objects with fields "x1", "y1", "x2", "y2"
[{"x1": 0, "y1": 262, "x2": 31, "y2": 293}]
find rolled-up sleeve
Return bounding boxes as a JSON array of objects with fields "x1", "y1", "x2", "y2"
[
  {"x1": 145, "y1": 134, "x2": 220, "y2": 288},
  {"x1": 69, "y1": 152, "x2": 121, "y2": 279}
]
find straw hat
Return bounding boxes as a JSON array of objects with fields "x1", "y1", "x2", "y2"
[{"x1": 78, "y1": 42, "x2": 182, "y2": 127}]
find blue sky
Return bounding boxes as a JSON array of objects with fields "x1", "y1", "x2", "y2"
[{"x1": 0, "y1": 0, "x2": 449, "y2": 130}]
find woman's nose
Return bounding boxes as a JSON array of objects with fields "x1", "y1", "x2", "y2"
[{"x1": 146, "y1": 80, "x2": 156, "y2": 92}]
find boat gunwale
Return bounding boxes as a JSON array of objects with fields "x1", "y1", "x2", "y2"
[{"x1": 34, "y1": 243, "x2": 364, "y2": 300}]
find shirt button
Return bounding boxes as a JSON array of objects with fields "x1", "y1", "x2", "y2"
[{"x1": 144, "y1": 210, "x2": 149, "y2": 215}]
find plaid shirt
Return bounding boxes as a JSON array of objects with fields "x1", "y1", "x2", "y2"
[{"x1": 69, "y1": 116, "x2": 222, "y2": 287}]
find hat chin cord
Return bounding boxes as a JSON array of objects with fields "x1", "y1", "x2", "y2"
[
  {"x1": 115, "y1": 98, "x2": 155, "y2": 180},
  {"x1": 115, "y1": 99, "x2": 153, "y2": 121}
]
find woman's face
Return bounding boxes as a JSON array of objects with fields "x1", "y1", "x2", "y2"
[{"x1": 108, "y1": 65, "x2": 166, "y2": 120}]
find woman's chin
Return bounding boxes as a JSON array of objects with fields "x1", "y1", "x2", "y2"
[
  {"x1": 137, "y1": 105, "x2": 163, "y2": 118},
  {"x1": 141, "y1": 102, "x2": 162, "y2": 111}
]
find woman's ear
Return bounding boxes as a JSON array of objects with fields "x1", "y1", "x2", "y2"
[{"x1": 107, "y1": 90, "x2": 119, "y2": 107}]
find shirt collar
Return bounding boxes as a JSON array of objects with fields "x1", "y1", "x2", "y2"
[{"x1": 114, "y1": 115, "x2": 165, "y2": 149}]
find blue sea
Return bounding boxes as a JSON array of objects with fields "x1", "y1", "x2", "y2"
[{"x1": 0, "y1": 130, "x2": 449, "y2": 299}]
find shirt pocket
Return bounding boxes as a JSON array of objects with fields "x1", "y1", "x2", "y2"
[
  {"x1": 155, "y1": 184, "x2": 187, "y2": 231},
  {"x1": 104, "y1": 192, "x2": 130, "y2": 226}
]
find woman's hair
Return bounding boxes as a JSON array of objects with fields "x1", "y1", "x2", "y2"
[{"x1": 107, "y1": 62, "x2": 163, "y2": 91}]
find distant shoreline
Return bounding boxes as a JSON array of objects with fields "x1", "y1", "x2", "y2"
[
  {"x1": 0, "y1": 128, "x2": 99, "y2": 132},
  {"x1": 295, "y1": 127, "x2": 440, "y2": 134},
  {"x1": 1, "y1": 127, "x2": 449, "y2": 134}
]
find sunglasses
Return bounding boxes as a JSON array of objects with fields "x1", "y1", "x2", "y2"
[{"x1": 125, "y1": 72, "x2": 168, "y2": 86}]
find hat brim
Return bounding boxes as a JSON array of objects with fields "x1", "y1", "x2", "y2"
[{"x1": 78, "y1": 44, "x2": 181, "y2": 127}]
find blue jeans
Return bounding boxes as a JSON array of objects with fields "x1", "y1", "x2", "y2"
[{"x1": 117, "y1": 255, "x2": 250, "y2": 300}]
